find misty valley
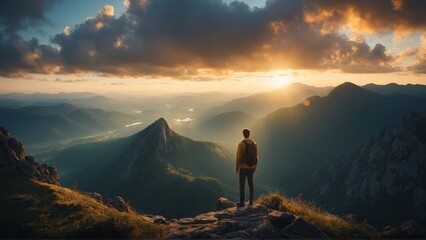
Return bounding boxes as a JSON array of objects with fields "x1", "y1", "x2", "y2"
[{"x1": 1, "y1": 82, "x2": 426, "y2": 238}]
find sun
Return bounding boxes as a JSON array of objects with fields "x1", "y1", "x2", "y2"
[{"x1": 271, "y1": 75, "x2": 291, "y2": 88}]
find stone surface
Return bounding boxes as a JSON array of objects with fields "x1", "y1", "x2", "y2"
[
  {"x1": 216, "y1": 197, "x2": 236, "y2": 211},
  {"x1": 381, "y1": 220, "x2": 426, "y2": 238},
  {"x1": 268, "y1": 210, "x2": 296, "y2": 229},
  {"x1": 109, "y1": 196, "x2": 130, "y2": 212},
  {"x1": 0, "y1": 127, "x2": 60, "y2": 185},
  {"x1": 88, "y1": 192, "x2": 103, "y2": 203},
  {"x1": 166, "y1": 203, "x2": 327, "y2": 239},
  {"x1": 153, "y1": 215, "x2": 169, "y2": 225},
  {"x1": 281, "y1": 217, "x2": 329, "y2": 239}
]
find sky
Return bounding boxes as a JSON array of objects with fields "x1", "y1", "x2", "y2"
[{"x1": 0, "y1": 0, "x2": 426, "y2": 94}]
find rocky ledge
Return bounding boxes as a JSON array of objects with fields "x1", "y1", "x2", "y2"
[
  {"x1": 0, "y1": 127, "x2": 59, "y2": 185},
  {"x1": 164, "y1": 204, "x2": 328, "y2": 239}
]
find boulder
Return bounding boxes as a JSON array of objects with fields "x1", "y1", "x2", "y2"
[
  {"x1": 252, "y1": 219, "x2": 280, "y2": 238},
  {"x1": 268, "y1": 210, "x2": 296, "y2": 229},
  {"x1": 8, "y1": 138, "x2": 25, "y2": 160},
  {"x1": 88, "y1": 192, "x2": 103, "y2": 203},
  {"x1": 153, "y1": 215, "x2": 169, "y2": 225},
  {"x1": 111, "y1": 196, "x2": 130, "y2": 212},
  {"x1": 281, "y1": 217, "x2": 329, "y2": 239},
  {"x1": 216, "y1": 197, "x2": 236, "y2": 211},
  {"x1": 381, "y1": 220, "x2": 426, "y2": 238},
  {"x1": 0, "y1": 127, "x2": 10, "y2": 140}
]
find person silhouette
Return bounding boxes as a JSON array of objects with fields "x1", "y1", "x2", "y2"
[{"x1": 236, "y1": 128, "x2": 258, "y2": 207}]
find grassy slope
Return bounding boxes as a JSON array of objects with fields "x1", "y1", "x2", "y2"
[
  {"x1": 256, "y1": 192, "x2": 378, "y2": 239},
  {"x1": 0, "y1": 173, "x2": 165, "y2": 238}
]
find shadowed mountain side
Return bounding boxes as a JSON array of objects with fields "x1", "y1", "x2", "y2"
[
  {"x1": 48, "y1": 118, "x2": 236, "y2": 218},
  {"x1": 300, "y1": 113, "x2": 426, "y2": 228},
  {"x1": 0, "y1": 103, "x2": 136, "y2": 146},
  {"x1": 206, "y1": 83, "x2": 332, "y2": 118},
  {"x1": 255, "y1": 82, "x2": 426, "y2": 193},
  {"x1": 0, "y1": 173, "x2": 164, "y2": 238}
]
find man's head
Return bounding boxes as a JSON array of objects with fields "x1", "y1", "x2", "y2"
[{"x1": 243, "y1": 128, "x2": 250, "y2": 138}]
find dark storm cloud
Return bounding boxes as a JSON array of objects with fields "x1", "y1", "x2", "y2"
[
  {"x1": 1, "y1": 0, "x2": 421, "y2": 77},
  {"x1": 0, "y1": 34, "x2": 60, "y2": 77},
  {"x1": 0, "y1": 0, "x2": 60, "y2": 77},
  {"x1": 0, "y1": 0, "x2": 55, "y2": 34}
]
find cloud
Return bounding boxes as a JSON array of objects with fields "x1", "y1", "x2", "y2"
[
  {"x1": 0, "y1": 0, "x2": 55, "y2": 35},
  {"x1": 54, "y1": 78, "x2": 88, "y2": 83},
  {"x1": 1, "y1": 0, "x2": 422, "y2": 77},
  {"x1": 408, "y1": 35, "x2": 426, "y2": 73},
  {"x1": 0, "y1": 34, "x2": 61, "y2": 77},
  {"x1": 304, "y1": 0, "x2": 426, "y2": 34}
]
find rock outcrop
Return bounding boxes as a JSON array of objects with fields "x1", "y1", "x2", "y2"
[
  {"x1": 216, "y1": 197, "x2": 236, "y2": 211},
  {"x1": 381, "y1": 220, "x2": 426, "y2": 238},
  {"x1": 166, "y1": 204, "x2": 329, "y2": 239},
  {"x1": 0, "y1": 127, "x2": 59, "y2": 185},
  {"x1": 302, "y1": 113, "x2": 426, "y2": 227},
  {"x1": 104, "y1": 196, "x2": 131, "y2": 212}
]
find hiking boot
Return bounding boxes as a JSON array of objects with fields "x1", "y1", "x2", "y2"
[
  {"x1": 236, "y1": 202, "x2": 245, "y2": 208},
  {"x1": 248, "y1": 201, "x2": 253, "y2": 206}
]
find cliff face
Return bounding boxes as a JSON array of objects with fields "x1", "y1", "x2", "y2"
[
  {"x1": 0, "y1": 127, "x2": 59, "y2": 185},
  {"x1": 302, "y1": 113, "x2": 426, "y2": 227}
]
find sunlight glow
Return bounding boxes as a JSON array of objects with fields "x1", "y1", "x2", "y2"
[{"x1": 271, "y1": 75, "x2": 291, "y2": 88}]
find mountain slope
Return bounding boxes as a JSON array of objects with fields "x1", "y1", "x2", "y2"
[
  {"x1": 209, "y1": 83, "x2": 332, "y2": 117},
  {"x1": 255, "y1": 82, "x2": 426, "y2": 192},
  {"x1": 49, "y1": 118, "x2": 236, "y2": 218},
  {"x1": 0, "y1": 103, "x2": 136, "y2": 146},
  {"x1": 301, "y1": 113, "x2": 426, "y2": 228},
  {"x1": 0, "y1": 173, "x2": 164, "y2": 238},
  {"x1": 0, "y1": 126, "x2": 163, "y2": 238},
  {"x1": 363, "y1": 83, "x2": 426, "y2": 97}
]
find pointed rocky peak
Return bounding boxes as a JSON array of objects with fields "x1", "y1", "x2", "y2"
[
  {"x1": 149, "y1": 117, "x2": 170, "y2": 131},
  {"x1": 328, "y1": 82, "x2": 375, "y2": 98},
  {"x1": 133, "y1": 117, "x2": 176, "y2": 146}
]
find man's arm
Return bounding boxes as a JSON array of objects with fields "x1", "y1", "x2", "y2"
[
  {"x1": 236, "y1": 142, "x2": 243, "y2": 174},
  {"x1": 254, "y1": 143, "x2": 259, "y2": 171}
]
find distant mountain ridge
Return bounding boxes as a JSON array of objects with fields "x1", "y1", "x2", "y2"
[
  {"x1": 255, "y1": 82, "x2": 426, "y2": 193},
  {"x1": 207, "y1": 83, "x2": 332, "y2": 117},
  {"x1": 301, "y1": 113, "x2": 426, "y2": 228},
  {"x1": 0, "y1": 103, "x2": 136, "y2": 146},
  {"x1": 363, "y1": 83, "x2": 426, "y2": 97}
]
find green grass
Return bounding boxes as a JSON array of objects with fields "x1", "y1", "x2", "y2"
[
  {"x1": 256, "y1": 192, "x2": 378, "y2": 239},
  {"x1": 0, "y1": 173, "x2": 165, "y2": 238}
]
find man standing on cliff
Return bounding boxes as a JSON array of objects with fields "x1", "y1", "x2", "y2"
[{"x1": 236, "y1": 128, "x2": 258, "y2": 207}]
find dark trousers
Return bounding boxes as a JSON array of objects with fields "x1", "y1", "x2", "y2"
[{"x1": 239, "y1": 168, "x2": 254, "y2": 204}]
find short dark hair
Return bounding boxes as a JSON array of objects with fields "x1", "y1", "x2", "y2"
[{"x1": 243, "y1": 128, "x2": 250, "y2": 138}]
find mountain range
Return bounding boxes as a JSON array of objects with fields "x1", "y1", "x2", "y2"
[
  {"x1": 206, "y1": 83, "x2": 332, "y2": 118},
  {"x1": 363, "y1": 83, "x2": 426, "y2": 97},
  {"x1": 255, "y1": 82, "x2": 426, "y2": 193},
  {"x1": 0, "y1": 103, "x2": 136, "y2": 146}
]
